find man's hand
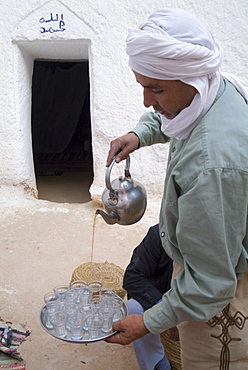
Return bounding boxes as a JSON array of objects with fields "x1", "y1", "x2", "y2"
[
  {"x1": 104, "y1": 314, "x2": 149, "y2": 345},
  {"x1": 106, "y1": 132, "x2": 139, "y2": 167},
  {"x1": 167, "y1": 326, "x2": 180, "y2": 341}
]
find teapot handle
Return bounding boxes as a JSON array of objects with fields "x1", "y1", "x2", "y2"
[{"x1": 105, "y1": 156, "x2": 131, "y2": 191}]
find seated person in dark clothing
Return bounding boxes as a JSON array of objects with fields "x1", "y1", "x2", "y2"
[{"x1": 123, "y1": 224, "x2": 177, "y2": 370}]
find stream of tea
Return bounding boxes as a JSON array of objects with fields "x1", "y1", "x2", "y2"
[{"x1": 90, "y1": 212, "x2": 97, "y2": 262}]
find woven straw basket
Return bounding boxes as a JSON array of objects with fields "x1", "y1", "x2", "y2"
[
  {"x1": 70, "y1": 261, "x2": 126, "y2": 299},
  {"x1": 160, "y1": 331, "x2": 182, "y2": 370}
]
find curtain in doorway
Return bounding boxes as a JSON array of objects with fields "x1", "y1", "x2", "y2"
[{"x1": 32, "y1": 62, "x2": 89, "y2": 154}]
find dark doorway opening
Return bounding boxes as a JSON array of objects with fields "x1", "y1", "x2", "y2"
[{"x1": 31, "y1": 60, "x2": 93, "y2": 203}]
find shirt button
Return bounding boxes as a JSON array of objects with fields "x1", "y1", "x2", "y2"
[{"x1": 161, "y1": 232, "x2": 165, "y2": 237}]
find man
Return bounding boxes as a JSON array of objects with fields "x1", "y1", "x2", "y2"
[
  {"x1": 105, "y1": 8, "x2": 248, "y2": 369},
  {"x1": 124, "y1": 224, "x2": 173, "y2": 370}
]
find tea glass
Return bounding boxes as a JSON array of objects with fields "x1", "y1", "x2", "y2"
[
  {"x1": 88, "y1": 281, "x2": 102, "y2": 304},
  {"x1": 44, "y1": 292, "x2": 58, "y2": 304},
  {"x1": 64, "y1": 290, "x2": 78, "y2": 304},
  {"x1": 64, "y1": 302, "x2": 79, "y2": 331},
  {"x1": 53, "y1": 285, "x2": 69, "y2": 302},
  {"x1": 50, "y1": 311, "x2": 67, "y2": 338},
  {"x1": 70, "y1": 280, "x2": 88, "y2": 289},
  {"x1": 112, "y1": 296, "x2": 123, "y2": 322},
  {"x1": 79, "y1": 304, "x2": 98, "y2": 330},
  {"x1": 44, "y1": 299, "x2": 59, "y2": 329},
  {"x1": 69, "y1": 280, "x2": 88, "y2": 304},
  {"x1": 77, "y1": 287, "x2": 92, "y2": 306},
  {"x1": 98, "y1": 306, "x2": 115, "y2": 333},
  {"x1": 100, "y1": 289, "x2": 116, "y2": 306},
  {"x1": 85, "y1": 314, "x2": 104, "y2": 340},
  {"x1": 67, "y1": 312, "x2": 85, "y2": 340}
]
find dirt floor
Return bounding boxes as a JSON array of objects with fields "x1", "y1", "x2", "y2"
[{"x1": 0, "y1": 172, "x2": 160, "y2": 369}]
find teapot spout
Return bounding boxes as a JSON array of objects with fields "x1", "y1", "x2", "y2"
[{"x1": 95, "y1": 209, "x2": 119, "y2": 225}]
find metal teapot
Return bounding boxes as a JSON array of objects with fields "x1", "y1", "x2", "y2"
[{"x1": 96, "y1": 156, "x2": 147, "y2": 225}]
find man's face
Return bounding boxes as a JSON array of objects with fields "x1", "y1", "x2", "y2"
[{"x1": 133, "y1": 71, "x2": 197, "y2": 120}]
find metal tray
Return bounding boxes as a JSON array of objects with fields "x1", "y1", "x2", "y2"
[{"x1": 40, "y1": 300, "x2": 128, "y2": 343}]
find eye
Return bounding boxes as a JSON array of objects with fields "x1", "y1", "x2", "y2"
[{"x1": 152, "y1": 89, "x2": 164, "y2": 94}]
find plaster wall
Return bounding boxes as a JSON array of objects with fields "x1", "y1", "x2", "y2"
[{"x1": 0, "y1": 0, "x2": 247, "y2": 206}]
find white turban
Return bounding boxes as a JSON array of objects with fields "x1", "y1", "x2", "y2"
[{"x1": 126, "y1": 8, "x2": 248, "y2": 139}]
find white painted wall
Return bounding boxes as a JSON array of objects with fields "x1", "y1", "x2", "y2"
[{"x1": 0, "y1": 0, "x2": 247, "y2": 206}]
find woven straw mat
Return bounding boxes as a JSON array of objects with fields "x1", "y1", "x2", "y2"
[
  {"x1": 160, "y1": 330, "x2": 182, "y2": 370},
  {"x1": 70, "y1": 261, "x2": 126, "y2": 299}
]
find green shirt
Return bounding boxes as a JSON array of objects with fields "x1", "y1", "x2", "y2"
[{"x1": 132, "y1": 77, "x2": 248, "y2": 334}]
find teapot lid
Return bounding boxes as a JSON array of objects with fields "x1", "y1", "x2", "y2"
[{"x1": 110, "y1": 176, "x2": 133, "y2": 191}]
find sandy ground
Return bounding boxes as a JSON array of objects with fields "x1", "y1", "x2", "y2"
[{"x1": 0, "y1": 173, "x2": 160, "y2": 370}]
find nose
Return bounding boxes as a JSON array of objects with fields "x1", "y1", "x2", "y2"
[{"x1": 143, "y1": 88, "x2": 157, "y2": 108}]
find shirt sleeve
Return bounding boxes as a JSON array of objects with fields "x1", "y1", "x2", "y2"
[
  {"x1": 131, "y1": 111, "x2": 170, "y2": 147},
  {"x1": 144, "y1": 168, "x2": 247, "y2": 334}
]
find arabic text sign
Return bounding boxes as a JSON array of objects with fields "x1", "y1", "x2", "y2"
[{"x1": 40, "y1": 13, "x2": 66, "y2": 34}]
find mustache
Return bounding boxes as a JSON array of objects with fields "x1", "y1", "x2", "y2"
[{"x1": 153, "y1": 105, "x2": 162, "y2": 111}]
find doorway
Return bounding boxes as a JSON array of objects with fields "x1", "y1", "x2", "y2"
[{"x1": 31, "y1": 60, "x2": 93, "y2": 203}]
